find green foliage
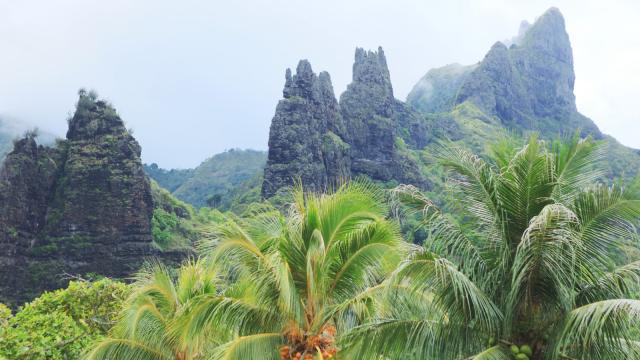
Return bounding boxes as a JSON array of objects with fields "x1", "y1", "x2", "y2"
[
  {"x1": 0, "y1": 279, "x2": 129, "y2": 359},
  {"x1": 151, "y1": 208, "x2": 181, "y2": 248},
  {"x1": 150, "y1": 179, "x2": 228, "y2": 250},
  {"x1": 87, "y1": 261, "x2": 220, "y2": 360},
  {"x1": 355, "y1": 135, "x2": 640, "y2": 359},
  {"x1": 117, "y1": 181, "x2": 405, "y2": 360},
  {"x1": 0, "y1": 305, "x2": 10, "y2": 328},
  {"x1": 144, "y1": 163, "x2": 193, "y2": 192}
]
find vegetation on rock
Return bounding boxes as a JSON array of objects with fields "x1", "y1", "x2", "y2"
[{"x1": 0, "y1": 90, "x2": 184, "y2": 307}]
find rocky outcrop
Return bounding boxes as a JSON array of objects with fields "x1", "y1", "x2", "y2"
[
  {"x1": 261, "y1": 61, "x2": 351, "y2": 198},
  {"x1": 408, "y1": 8, "x2": 601, "y2": 139},
  {"x1": 262, "y1": 48, "x2": 432, "y2": 197},
  {"x1": 0, "y1": 92, "x2": 161, "y2": 306},
  {"x1": 456, "y1": 7, "x2": 601, "y2": 137},
  {"x1": 339, "y1": 47, "x2": 428, "y2": 186},
  {"x1": 0, "y1": 118, "x2": 56, "y2": 162}
]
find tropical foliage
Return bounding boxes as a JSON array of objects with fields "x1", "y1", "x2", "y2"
[
  {"x1": 89, "y1": 181, "x2": 405, "y2": 360},
  {"x1": 352, "y1": 135, "x2": 640, "y2": 359},
  {"x1": 189, "y1": 181, "x2": 405, "y2": 359},
  {"x1": 0, "y1": 279, "x2": 128, "y2": 359},
  {"x1": 5, "y1": 135, "x2": 639, "y2": 360},
  {"x1": 86, "y1": 261, "x2": 220, "y2": 360}
]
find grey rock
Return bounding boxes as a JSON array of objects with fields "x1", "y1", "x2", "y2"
[
  {"x1": 261, "y1": 61, "x2": 351, "y2": 198},
  {"x1": 0, "y1": 93, "x2": 183, "y2": 307}
]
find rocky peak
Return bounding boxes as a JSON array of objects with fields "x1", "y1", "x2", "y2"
[
  {"x1": 263, "y1": 46, "x2": 438, "y2": 199},
  {"x1": 351, "y1": 47, "x2": 393, "y2": 99},
  {"x1": 67, "y1": 91, "x2": 127, "y2": 140},
  {"x1": 11, "y1": 133, "x2": 39, "y2": 157},
  {"x1": 447, "y1": 7, "x2": 600, "y2": 137},
  {"x1": 317, "y1": 71, "x2": 336, "y2": 103},
  {"x1": 340, "y1": 47, "x2": 429, "y2": 187},
  {"x1": 0, "y1": 91, "x2": 158, "y2": 306},
  {"x1": 262, "y1": 61, "x2": 350, "y2": 198},
  {"x1": 283, "y1": 60, "x2": 317, "y2": 99},
  {"x1": 520, "y1": 7, "x2": 572, "y2": 63}
]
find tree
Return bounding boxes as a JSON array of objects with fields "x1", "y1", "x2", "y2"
[
  {"x1": 347, "y1": 135, "x2": 640, "y2": 359},
  {"x1": 181, "y1": 181, "x2": 405, "y2": 359},
  {"x1": 86, "y1": 260, "x2": 220, "y2": 360},
  {"x1": 0, "y1": 279, "x2": 128, "y2": 359}
]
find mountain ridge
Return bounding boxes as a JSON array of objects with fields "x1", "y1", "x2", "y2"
[{"x1": 145, "y1": 148, "x2": 267, "y2": 210}]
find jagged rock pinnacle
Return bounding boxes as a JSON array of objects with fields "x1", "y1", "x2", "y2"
[
  {"x1": 352, "y1": 46, "x2": 393, "y2": 98},
  {"x1": 262, "y1": 60, "x2": 350, "y2": 198}
]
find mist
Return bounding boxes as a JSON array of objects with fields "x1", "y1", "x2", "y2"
[{"x1": 0, "y1": 0, "x2": 638, "y2": 168}]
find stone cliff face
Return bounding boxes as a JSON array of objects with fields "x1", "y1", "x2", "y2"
[
  {"x1": 339, "y1": 47, "x2": 428, "y2": 186},
  {"x1": 262, "y1": 48, "x2": 429, "y2": 197},
  {"x1": 0, "y1": 92, "x2": 159, "y2": 306},
  {"x1": 262, "y1": 61, "x2": 350, "y2": 198},
  {"x1": 455, "y1": 7, "x2": 601, "y2": 137}
]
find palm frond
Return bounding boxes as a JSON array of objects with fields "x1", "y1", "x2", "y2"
[
  {"x1": 576, "y1": 260, "x2": 640, "y2": 304},
  {"x1": 572, "y1": 185, "x2": 640, "y2": 267},
  {"x1": 553, "y1": 299, "x2": 640, "y2": 359},
  {"x1": 84, "y1": 338, "x2": 174, "y2": 360},
  {"x1": 394, "y1": 249, "x2": 503, "y2": 335},
  {"x1": 508, "y1": 204, "x2": 580, "y2": 331},
  {"x1": 551, "y1": 134, "x2": 605, "y2": 203},
  {"x1": 435, "y1": 144, "x2": 503, "y2": 241},
  {"x1": 390, "y1": 184, "x2": 491, "y2": 284},
  {"x1": 470, "y1": 345, "x2": 511, "y2": 360},
  {"x1": 210, "y1": 333, "x2": 284, "y2": 360}
]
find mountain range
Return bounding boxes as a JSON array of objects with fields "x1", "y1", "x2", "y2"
[
  {"x1": 145, "y1": 7, "x2": 639, "y2": 208},
  {"x1": 1, "y1": 7, "x2": 638, "y2": 306}
]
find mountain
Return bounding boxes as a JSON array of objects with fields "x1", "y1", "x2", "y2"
[
  {"x1": 407, "y1": 7, "x2": 640, "y2": 180},
  {"x1": 339, "y1": 47, "x2": 430, "y2": 186},
  {"x1": 2, "y1": 6, "x2": 639, "y2": 307},
  {"x1": 262, "y1": 47, "x2": 435, "y2": 198},
  {"x1": 0, "y1": 91, "x2": 185, "y2": 306},
  {"x1": 144, "y1": 165, "x2": 193, "y2": 193},
  {"x1": 260, "y1": 7, "x2": 640, "y2": 199},
  {"x1": 145, "y1": 148, "x2": 267, "y2": 210}
]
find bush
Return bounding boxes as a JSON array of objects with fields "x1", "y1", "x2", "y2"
[{"x1": 0, "y1": 279, "x2": 129, "y2": 359}]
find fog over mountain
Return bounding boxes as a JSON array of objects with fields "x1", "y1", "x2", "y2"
[{"x1": 0, "y1": 0, "x2": 638, "y2": 168}]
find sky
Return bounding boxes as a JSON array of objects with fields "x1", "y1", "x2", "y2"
[{"x1": 0, "y1": 0, "x2": 638, "y2": 168}]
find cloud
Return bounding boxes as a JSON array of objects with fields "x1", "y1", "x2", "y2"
[{"x1": 0, "y1": 0, "x2": 638, "y2": 167}]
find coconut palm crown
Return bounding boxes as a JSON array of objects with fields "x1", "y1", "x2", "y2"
[{"x1": 181, "y1": 181, "x2": 405, "y2": 359}]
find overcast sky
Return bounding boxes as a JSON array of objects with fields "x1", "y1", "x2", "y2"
[{"x1": 0, "y1": 0, "x2": 638, "y2": 168}]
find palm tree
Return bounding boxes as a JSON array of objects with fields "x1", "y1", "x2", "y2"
[
  {"x1": 180, "y1": 181, "x2": 405, "y2": 359},
  {"x1": 346, "y1": 135, "x2": 640, "y2": 359},
  {"x1": 85, "y1": 260, "x2": 220, "y2": 360}
]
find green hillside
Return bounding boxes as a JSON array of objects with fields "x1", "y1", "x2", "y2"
[{"x1": 145, "y1": 149, "x2": 266, "y2": 211}]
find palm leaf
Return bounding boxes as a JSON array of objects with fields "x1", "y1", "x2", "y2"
[{"x1": 553, "y1": 299, "x2": 640, "y2": 359}]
